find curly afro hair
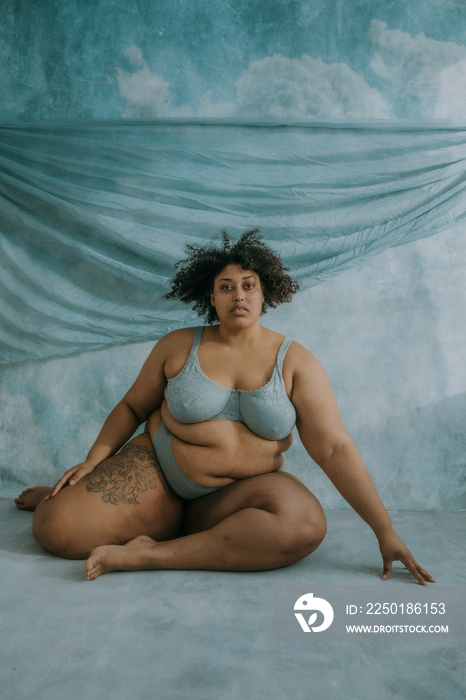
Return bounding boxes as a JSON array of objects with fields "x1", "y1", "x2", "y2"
[{"x1": 165, "y1": 229, "x2": 299, "y2": 324}]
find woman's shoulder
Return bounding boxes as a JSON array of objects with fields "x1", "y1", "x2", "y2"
[
  {"x1": 162, "y1": 325, "x2": 199, "y2": 341},
  {"x1": 282, "y1": 336, "x2": 323, "y2": 373},
  {"x1": 145, "y1": 326, "x2": 200, "y2": 376},
  {"x1": 157, "y1": 326, "x2": 199, "y2": 352},
  {"x1": 260, "y1": 327, "x2": 316, "y2": 362}
]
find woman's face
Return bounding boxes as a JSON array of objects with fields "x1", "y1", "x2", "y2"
[{"x1": 210, "y1": 264, "x2": 264, "y2": 326}]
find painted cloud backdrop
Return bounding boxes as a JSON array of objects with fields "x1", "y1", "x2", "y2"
[{"x1": 1, "y1": 1, "x2": 466, "y2": 123}]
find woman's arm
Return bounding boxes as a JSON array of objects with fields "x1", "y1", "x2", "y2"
[
  {"x1": 289, "y1": 343, "x2": 435, "y2": 585},
  {"x1": 49, "y1": 332, "x2": 173, "y2": 497}
]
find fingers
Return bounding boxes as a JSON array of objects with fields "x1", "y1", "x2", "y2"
[
  {"x1": 381, "y1": 558, "x2": 392, "y2": 581},
  {"x1": 401, "y1": 556, "x2": 436, "y2": 586},
  {"x1": 382, "y1": 554, "x2": 436, "y2": 586},
  {"x1": 420, "y1": 568, "x2": 436, "y2": 583},
  {"x1": 48, "y1": 474, "x2": 71, "y2": 499},
  {"x1": 48, "y1": 466, "x2": 83, "y2": 499},
  {"x1": 46, "y1": 460, "x2": 98, "y2": 500},
  {"x1": 379, "y1": 530, "x2": 435, "y2": 586},
  {"x1": 403, "y1": 560, "x2": 428, "y2": 586}
]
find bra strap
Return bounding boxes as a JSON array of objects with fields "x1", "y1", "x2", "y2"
[
  {"x1": 276, "y1": 336, "x2": 293, "y2": 372},
  {"x1": 192, "y1": 326, "x2": 204, "y2": 349},
  {"x1": 183, "y1": 326, "x2": 204, "y2": 367}
]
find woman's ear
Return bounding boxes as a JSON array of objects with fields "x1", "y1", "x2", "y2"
[{"x1": 210, "y1": 293, "x2": 215, "y2": 307}]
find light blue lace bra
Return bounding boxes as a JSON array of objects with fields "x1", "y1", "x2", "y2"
[{"x1": 164, "y1": 326, "x2": 296, "y2": 440}]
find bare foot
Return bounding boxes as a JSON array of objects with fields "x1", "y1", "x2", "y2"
[
  {"x1": 85, "y1": 535, "x2": 159, "y2": 580},
  {"x1": 14, "y1": 486, "x2": 52, "y2": 511}
]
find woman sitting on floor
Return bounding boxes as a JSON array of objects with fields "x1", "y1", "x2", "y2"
[{"x1": 15, "y1": 230, "x2": 435, "y2": 585}]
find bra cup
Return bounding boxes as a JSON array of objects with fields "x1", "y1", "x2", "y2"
[
  {"x1": 238, "y1": 377, "x2": 296, "y2": 440},
  {"x1": 164, "y1": 371, "x2": 231, "y2": 423}
]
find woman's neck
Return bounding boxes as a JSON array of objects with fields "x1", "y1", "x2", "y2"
[{"x1": 212, "y1": 320, "x2": 266, "y2": 348}]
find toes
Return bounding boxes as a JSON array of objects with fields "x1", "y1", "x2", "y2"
[
  {"x1": 85, "y1": 563, "x2": 101, "y2": 581},
  {"x1": 14, "y1": 489, "x2": 30, "y2": 503}
]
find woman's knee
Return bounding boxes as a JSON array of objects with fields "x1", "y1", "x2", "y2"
[
  {"x1": 264, "y1": 477, "x2": 327, "y2": 560},
  {"x1": 229, "y1": 472, "x2": 326, "y2": 560},
  {"x1": 293, "y1": 505, "x2": 327, "y2": 557},
  {"x1": 275, "y1": 503, "x2": 326, "y2": 561},
  {"x1": 32, "y1": 499, "x2": 89, "y2": 559},
  {"x1": 32, "y1": 502, "x2": 72, "y2": 557}
]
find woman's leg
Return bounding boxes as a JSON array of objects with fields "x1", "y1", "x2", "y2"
[
  {"x1": 31, "y1": 432, "x2": 184, "y2": 559},
  {"x1": 85, "y1": 471, "x2": 327, "y2": 579}
]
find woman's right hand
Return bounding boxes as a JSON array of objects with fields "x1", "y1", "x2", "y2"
[{"x1": 46, "y1": 461, "x2": 97, "y2": 499}]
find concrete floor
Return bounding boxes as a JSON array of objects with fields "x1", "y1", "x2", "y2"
[{"x1": 1, "y1": 497, "x2": 465, "y2": 700}]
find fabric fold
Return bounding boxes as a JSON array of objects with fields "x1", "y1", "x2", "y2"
[{"x1": 1, "y1": 118, "x2": 465, "y2": 364}]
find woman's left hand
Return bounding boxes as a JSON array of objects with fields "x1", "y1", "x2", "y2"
[{"x1": 378, "y1": 529, "x2": 436, "y2": 586}]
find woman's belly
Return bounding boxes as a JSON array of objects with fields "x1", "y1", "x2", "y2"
[{"x1": 148, "y1": 403, "x2": 293, "y2": 488}]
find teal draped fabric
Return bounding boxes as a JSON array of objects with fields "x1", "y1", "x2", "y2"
[{"x1": 1, "y1": 118, "x2": 465, "y2": 364}]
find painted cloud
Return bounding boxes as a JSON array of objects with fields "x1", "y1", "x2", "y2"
[
  {"x1": 369, "y1": 19, "x2": 466, "y2": 119},
  {"x1": 233, "y1": 54, "x2": 390, "y2": 119},
  {"x1": 115, "y1": 48, "x2": 390, "y2": 120},
  {"x1": 115, "y1": 20, "x2": 466, "y2": 121}
]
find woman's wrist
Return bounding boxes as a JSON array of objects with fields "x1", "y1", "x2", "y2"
[
  {"x1": 84, "y1": 448, "x2": 109, "y2": 468},
  {"x1": 373, "y1": 521, "x2": 395, "y2": 540}
]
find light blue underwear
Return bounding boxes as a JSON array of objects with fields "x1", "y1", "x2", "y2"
[{"x1": 153, "y1": 420, "x2": 221, "y2": 500}]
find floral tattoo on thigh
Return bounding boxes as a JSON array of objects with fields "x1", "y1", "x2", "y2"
[{"x1": 85, "y1": 443, "x2": 161, "y2": 505}]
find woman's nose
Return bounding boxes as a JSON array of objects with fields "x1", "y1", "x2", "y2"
[{"x1": 234, "y1": 287, "x2": 244, "y2": 300}]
